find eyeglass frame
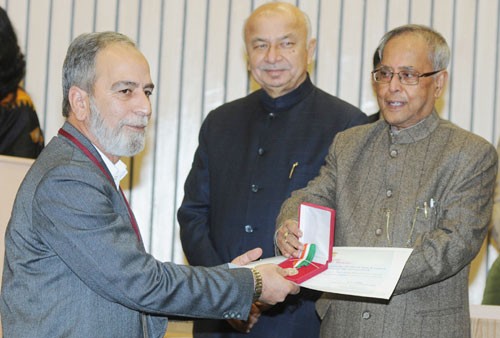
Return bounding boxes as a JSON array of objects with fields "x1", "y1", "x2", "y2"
[{"x1": 371, "y1": 67, "x2": 444, "y2": 85}]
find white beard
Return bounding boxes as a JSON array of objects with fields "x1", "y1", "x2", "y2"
[{"x1": 88, "y1": 97, "x2": 148, "y2": 157}]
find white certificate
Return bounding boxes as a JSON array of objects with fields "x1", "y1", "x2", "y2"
[{"x1": 245, "y1": 246, "x2": 412, "y2": 300}]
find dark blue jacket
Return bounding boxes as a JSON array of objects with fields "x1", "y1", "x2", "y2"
[{"x1": 178, "y1": 76, "x2": 367, "y2": 338}]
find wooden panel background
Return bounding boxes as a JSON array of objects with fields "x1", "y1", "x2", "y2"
[{"x1": 1, "y1": 0, "x2": 499, "y2": 304}]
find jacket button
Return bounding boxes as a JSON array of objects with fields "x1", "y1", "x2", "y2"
[
  {"x1": 269, "y1": 113, "x2": 275, "y2": 119},
  {"x1": 251, "y1": 184, "x2": 259, "y2": 193},
  {"x1": 390, "y1": 149, "x2": 398, "y2": 158},
  {"x1": 362, "y1": 311, "x2": 371, "y2": 319},
  {"x1": 258, "y1": 148, "x2": 265, "y2": 155},
  {"x1": 386, "y1": 189, "x2": 393, "y2": 197},
  {"x1": 375, "y1": 228, "x2": 382, "y2": 236},
  {"x1": 244, "y1": 225, "x2": 254, "y2": 233}
]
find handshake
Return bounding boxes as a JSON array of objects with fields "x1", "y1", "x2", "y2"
[
  {"x1": 232, "y1": 247, "x2": 300, "y2": 305},
  {"x1": 228, "y1": 247, "x2": 300, "y2": 333}
]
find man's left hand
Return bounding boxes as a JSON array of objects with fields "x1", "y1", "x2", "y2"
[{"x1": 227, "y1": 302, "x2": 272, "y2": 333}]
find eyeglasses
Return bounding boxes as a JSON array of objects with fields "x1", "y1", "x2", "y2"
[{"x1": 372, "y1": 67, "x2": 443, "y2": 85}]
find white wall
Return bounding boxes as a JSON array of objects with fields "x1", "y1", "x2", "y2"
[{"x1": 1, "y1": 0, "x2": 499, "y2": 304}]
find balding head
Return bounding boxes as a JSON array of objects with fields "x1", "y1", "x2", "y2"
[
  {"x1": 244, "y1": 2, "x2": 311, "y2": 43},
  {"x1": 243, "y1": 2, "x2": 316, "y2": 98}
]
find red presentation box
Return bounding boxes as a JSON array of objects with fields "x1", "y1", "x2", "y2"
[{"x1": 279, "y1": 202, "x2": 335, "y2": 283}]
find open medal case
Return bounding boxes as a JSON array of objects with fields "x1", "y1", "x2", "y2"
[{"x1": 278, "y1": 202, "x2": 335, "y2": 283}]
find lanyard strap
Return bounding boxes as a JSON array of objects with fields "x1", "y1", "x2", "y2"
[{"x1": 58, "y1": 128, "x2": 142, "y2": 243}]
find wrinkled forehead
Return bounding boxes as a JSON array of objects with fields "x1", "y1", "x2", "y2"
[
  {"x1": 245, "y1": 8, "x2": 307, "y2": 41},
  {"x1": 381, "y1": 34, "x2": 432, "y2": 69},
  {"x1": 94, "y1": 43, "x2": 152, "y2": 85}
]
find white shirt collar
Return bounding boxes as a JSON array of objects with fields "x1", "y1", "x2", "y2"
[{"x1": 93, "y1": 146, "x2": 128, "y2": 189}]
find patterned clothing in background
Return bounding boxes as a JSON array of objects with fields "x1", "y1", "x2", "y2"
[{"x1": 0, "y1": 87, "x2": 44, "y2": 158}]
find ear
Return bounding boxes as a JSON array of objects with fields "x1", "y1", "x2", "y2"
[
  {"x1": 434, "y1": 70, "x2": 448, "y2": 98},
  {"x1": 68, "y1": 86, "x2": 90, "y2": 121},
  {"x1": 307, "y1": 38, "x2": 317, "y2": 65}
]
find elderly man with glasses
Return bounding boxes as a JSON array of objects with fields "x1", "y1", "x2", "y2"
[{"x1": 275, "y1": 24, "x2": 497, "y2": 338}]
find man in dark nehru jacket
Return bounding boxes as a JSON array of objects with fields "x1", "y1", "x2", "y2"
[{"x1": 178, "y1": 2, "x2": 367, "y2": 338}]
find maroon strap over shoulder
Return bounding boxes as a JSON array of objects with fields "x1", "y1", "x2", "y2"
[{"x1": 58, "y1": 128, "x2": 142, "y2": 243}]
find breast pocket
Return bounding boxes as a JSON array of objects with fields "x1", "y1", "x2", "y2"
[{"x1": 407, "y1": 199, "x2": 440, "y2": 245}]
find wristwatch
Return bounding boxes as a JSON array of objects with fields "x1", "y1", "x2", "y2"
[{"x1": 251, "y1": 268, "x2": 262, "y2": 302}]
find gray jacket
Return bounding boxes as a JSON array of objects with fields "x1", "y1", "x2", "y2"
[
  {"x1": 277, "y1": 111, "x2": 497, "y2": 338},
  {"x1": 1, "y1": 122, "x2": 254, "y2": 338}
]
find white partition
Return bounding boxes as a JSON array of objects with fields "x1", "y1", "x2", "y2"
[
  {"x1": 0, "y1": 155, "x2": 33, "y2": 337},
  {"x1": 0, "y1": 155, "x2": 34, "y2": 283}
]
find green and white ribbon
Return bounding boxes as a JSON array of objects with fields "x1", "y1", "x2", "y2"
[{"x1": 293, "y1": 243, "x2": 316, "y2": 268}]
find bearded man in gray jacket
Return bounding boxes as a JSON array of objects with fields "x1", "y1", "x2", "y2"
[
  {"x1": 276, "y1": 24, "x2": 497, "y2": 338},
  {"x1": 0, "y1": 31, "x2": 298, "y2": 338}
]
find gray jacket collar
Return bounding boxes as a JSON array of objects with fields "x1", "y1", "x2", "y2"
[
  {"x1": 388, "y1": 110, "x2": 440, "y2": 145},
  {"x1": 60, "y1": 121, "x2": 113, "y2": 181}
]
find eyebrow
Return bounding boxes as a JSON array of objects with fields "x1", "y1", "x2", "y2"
[
  {"x1": 251, "y1": 34, "x2": 294, "y2": 44},
  {"x1": 250, "y1": 37, "x2": 269, "y2": 44},
  {"x1": 111, "y1": 81, "x2": 155, "y2": 91},
  {"x1": 379, "y1": 65, "x2": 417, "y2": 71}
]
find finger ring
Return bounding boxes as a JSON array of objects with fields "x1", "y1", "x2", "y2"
[{"x1": 284, "y1": 231, "x2": 289, "y2": 240}]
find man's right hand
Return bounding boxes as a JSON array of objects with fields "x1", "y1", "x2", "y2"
[
  {"x1": 276, "y1": 219, "x2": 304, "y2": 258},
  {"x1": 254, "y1": 264, "x2": 300, "y2": 305}
]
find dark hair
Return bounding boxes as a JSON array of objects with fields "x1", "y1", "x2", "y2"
[
  {"x1": 372, "y1": 49, "x2": 381, "y2": 69},
  {"x1": 0, "y1": 7, "x2": 26, "y2": 102}
]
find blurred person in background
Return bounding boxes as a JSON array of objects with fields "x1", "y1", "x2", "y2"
[{"x1": 0, "y1": 6, "x2": 44, "y2": 159}]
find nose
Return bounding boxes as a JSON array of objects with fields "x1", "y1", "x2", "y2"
[
  {"x1": 135, "y1": 92, "x2": 152, "y2": 118},
  {"x1": 265, "y1": 45, "x2": 281, "y2": 63},
  {"x1": 388, "y1": 72, "x2": 402, "y2": 92}
]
